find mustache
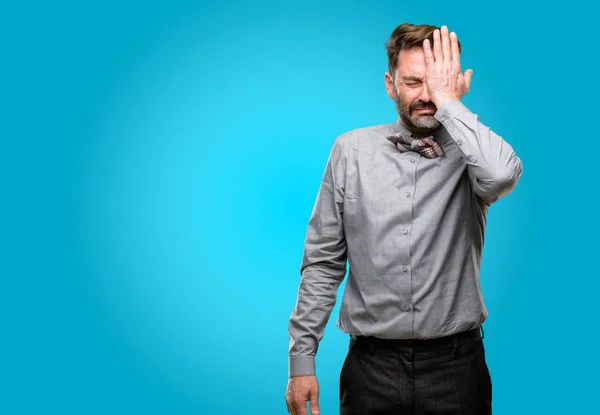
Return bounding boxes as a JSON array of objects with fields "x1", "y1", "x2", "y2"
[{"x1": 410, "y1": 101, "x2": 437, "y2": 111}]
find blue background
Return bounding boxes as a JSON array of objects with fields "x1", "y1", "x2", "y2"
[{"x1": 2, "y1": 0, "x2": 597, "y2": 414}]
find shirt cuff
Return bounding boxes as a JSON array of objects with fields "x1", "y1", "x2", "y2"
[
  {"x1": 434, "y1": 99, "x2": 470, "y2": 123},
  {"x1": 289, "y1": 355, "x2": 316, "y2": 377}
]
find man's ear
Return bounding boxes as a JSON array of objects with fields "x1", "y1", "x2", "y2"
[{"x1": 384, "y1": 72, "x2": 395, "y2": 100}]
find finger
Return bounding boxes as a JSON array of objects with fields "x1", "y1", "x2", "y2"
[
  {"x1": 441, "y1": 25, "x2": 450, "y2": 65},
  {"x1": 433, "y1": 29, "x2": 442, "y2": 63},
  {"x1": 450, "y1": 31, "x2": 461, "y2": 73},
  {"x1": 295, "y1": 400, "x2": 308, "y2": 415},
  {"x1": 285, "y1": 386, "x2": 293, "y2": 414},
  {"x1": 464, "y1": 69, "x2": 473, "y2": 90},
  {"x1": 287, "y1": 394, "x2": 300, "y2": 415},
  {"x1": 423, "y1": 39, "x2": 435, "y2": 68},
  {"x1": 286, "y1": 397, "x2": 295, "y2": 415},
  {"x1": 309, "y1": 388, "x2": 320, "y2": 415}
]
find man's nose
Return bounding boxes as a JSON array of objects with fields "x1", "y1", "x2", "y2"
[{"x1": 419, "y1": 83, "x2": 431, "y2": 102}]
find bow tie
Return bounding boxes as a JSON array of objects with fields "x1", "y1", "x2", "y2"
[{"x1": 387, "y1": 132, "x2": 445, "y2": 159}]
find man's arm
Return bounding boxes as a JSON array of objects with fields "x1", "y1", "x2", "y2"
[
  {"x1": 422, "y1": 25, "x2": 523, "y2": 205},
  {"x1": 434, "y1": 99, "x2": 523, "y2": 205},
  {"x1": 288, "y1": 137, "x2": 348, "y2": 377}
]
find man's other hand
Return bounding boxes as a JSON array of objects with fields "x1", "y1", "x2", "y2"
[{"x1": 285, "y1": 375, "x2": 320, "y2": 415}]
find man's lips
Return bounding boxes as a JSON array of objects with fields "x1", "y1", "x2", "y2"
[{"x1": 413, "y1": 108, "x2": 436, "y2": 114}]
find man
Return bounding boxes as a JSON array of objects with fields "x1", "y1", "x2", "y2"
[{"x1": 285, "y1": 23, "x2": 522, "y2": 415}]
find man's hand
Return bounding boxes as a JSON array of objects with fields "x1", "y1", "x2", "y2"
[
  {"x1": 423, "y1": 25, "x2": 473, "y2": 108},
  {"x1": 285, "y1": 375, "x2": 320, "y2": 415}
]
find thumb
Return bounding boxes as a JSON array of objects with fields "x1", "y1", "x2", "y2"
[
  {"x1": 464, "y1": 69, "x2": 473, "y2": 90},
  {"x1": 308, "y1": 388, "x2": 320, "y2": 415}
]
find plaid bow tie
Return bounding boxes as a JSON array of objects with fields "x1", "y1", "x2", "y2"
[{"x1": 387, "y1": 132, "x2": 445, "y2": 159}]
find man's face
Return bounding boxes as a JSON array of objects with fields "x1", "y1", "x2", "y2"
[{"x1": 385, "y1": 47, "x2": 441, "y2": 134}]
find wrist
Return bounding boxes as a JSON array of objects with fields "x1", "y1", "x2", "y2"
[{"x1": 432, "y1": 95, "x2": 459, "y2": 108}]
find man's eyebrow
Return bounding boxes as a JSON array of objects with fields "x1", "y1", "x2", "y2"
[{"x1": 401, "y1": 76, "x2": 423, "y2": 82}]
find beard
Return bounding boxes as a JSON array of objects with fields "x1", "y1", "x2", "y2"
[{"x1": 394, "y1": 87, "x2": 441, "y2": 134}]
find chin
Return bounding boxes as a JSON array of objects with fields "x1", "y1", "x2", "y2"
[{"x1": 410, "y1": 117, "x2": 441, "y2": 131}]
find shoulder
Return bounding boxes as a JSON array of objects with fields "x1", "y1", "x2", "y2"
[{"x1": 334, "y1": 122, "x2": 395, "y2": 154}]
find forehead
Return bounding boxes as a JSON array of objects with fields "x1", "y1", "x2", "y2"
[{"x1": 396, "y1": 47, "x2": 426, "y2": 77}]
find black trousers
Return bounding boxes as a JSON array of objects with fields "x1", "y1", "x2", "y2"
[{"x1": 340, "y1": 328, "x2": 492, "y2": 414}]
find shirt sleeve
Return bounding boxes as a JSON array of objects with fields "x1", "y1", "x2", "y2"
[
  {"x1": 287, "y1": 137, "x2": 348, "y2": 377},
  {"x1": 434, "y1": 100, "x2": 523, "y2": 205}
]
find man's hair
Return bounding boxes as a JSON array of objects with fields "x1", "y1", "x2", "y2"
[{"x1": 385, "y1": 23, "x2": 462, "y2": 79}]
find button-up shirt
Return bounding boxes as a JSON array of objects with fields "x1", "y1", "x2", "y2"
[{"x1": 287, "y1": 99, "x2": 523, "y2": 377}]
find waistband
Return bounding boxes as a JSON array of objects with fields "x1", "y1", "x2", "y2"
[{"x1": 352, "y1": 326, "x2": 483, "y2": 351}]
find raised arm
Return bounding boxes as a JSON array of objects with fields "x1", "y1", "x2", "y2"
[
  {"x1": 423, "y1": 25, "x2": 523, "y2": 204},
  {"x1": 435, "y1": 99, "x2": 523, "y2": 204}
]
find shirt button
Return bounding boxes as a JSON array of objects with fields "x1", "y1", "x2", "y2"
[
  {"x1": 457, "y1": 140, "x2": 462, "y2": 145},
  {"x1": 402, "y1": 266, "x2": 408, "y2": 273},
  {"x1": 441, "y1": 115, "x2": 446, "y2": 121},
  {"x1": 404, "y1": 305, "x2": 411, "y2": 311},
  {"x1": 410, "y1": 159, "x2": 415, "y2": 163},
  {"x1": 405, "y1": 192, "x2": 411, "y2": 198},
  {"x1": 402, "y1": 229, "x2": 408, "y2": 235}
]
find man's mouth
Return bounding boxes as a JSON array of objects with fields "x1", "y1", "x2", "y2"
[{"x1": 413, "y1": 108, "x2": 435, "y2": 114}]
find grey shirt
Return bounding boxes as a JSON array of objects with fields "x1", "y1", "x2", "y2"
[{"x1": 287, "y1": 99, "x2": 523, "y2": 377}]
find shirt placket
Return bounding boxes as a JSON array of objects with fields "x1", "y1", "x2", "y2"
[{"x1": 401, "y1": 154, "x2": 418, "y2": 335}]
